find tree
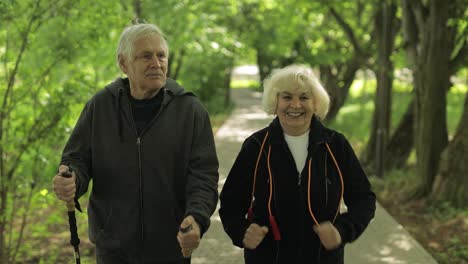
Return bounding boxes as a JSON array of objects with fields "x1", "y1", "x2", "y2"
[
  {"x1": 373, "y1": 0, "x2": 398, "y2": 178},
  {"x1": 361, "y1": 0, "x2": 399, "y2": 175},
  {"x1": 431, "y1": 93, "x2": 468, "y2": 208},
  {"x1": 228, "y1": 1, "x2": 304, "y2": 82},
  {"x1": 320, "y1": 3, "x2": 375, "y2": 121},
  {"x1": 430, "y1": 1, "x2": 468, "y2": 207},
  {"x1": 401, "y1": 0, "x2": 463, "y2": 197},
  {"x1": 142, "y1": 0, "x2": 238, "y2": 110},
  {"x1": 0, "y1": 1, "x2": 128, "y2": 262}
]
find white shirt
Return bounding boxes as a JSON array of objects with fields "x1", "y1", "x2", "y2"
[{"x1": 284, "y1": 130, "x2": 310, "y2": 174}]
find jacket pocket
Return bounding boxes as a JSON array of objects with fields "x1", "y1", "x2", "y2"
[
  {"x1": 88, "y1": 196, "x2": 113, "y2": 244},
  {"x1": 320, "y1": 244, "x2": 344, "y2": 264}
]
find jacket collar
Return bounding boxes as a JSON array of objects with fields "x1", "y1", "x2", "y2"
[
  {"x1": 105, "y1": 77, "x2": 193, "y2": 98},
  {"x1": 268, "y1": 115, "x2": 334, "y2": 152},
  {"x1": 105, "y1": 77, "x2": 194, "y2": 141}
]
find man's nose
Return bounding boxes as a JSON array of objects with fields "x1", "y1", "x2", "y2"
[{"x1": 150, "y1": 55, "x2": 162, "y2": 67}]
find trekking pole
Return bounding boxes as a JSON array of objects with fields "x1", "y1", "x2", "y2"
[{"x1": 61, "y1": 169, "x2": 81, "y2": 264}]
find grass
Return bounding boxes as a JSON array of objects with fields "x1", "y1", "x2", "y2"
[
  {"x1": 211, "y1": 107, "x2": 233, "y2": 134},
  {"x1": 230, "y1": 79, "x2": 260, "y2": 90}
]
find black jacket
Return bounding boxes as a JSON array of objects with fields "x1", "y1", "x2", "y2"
[
  {"x1": 61, "y1": 78, "x2": 219, "y2": 262},
  {"x1": 219, "y1": 116, "x2": 375, "y2": 264}
]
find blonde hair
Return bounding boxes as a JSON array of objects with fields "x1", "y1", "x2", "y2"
[{"x1": 261, "y1": 64, "x2": 330, "y2": 120}]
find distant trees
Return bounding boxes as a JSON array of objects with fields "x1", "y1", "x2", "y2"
[
  {"x1": 0, "y1": 0, "x2": 466, "y2": 262},
  {"x1": 222, "y1": 0, "x2": 467, "y2": 208}
]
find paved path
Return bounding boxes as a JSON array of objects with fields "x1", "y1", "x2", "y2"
[{"x1": 192, "y1": 88, "x2": 438, "y2": 264}]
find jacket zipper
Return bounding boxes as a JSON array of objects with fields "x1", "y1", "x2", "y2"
[
  {"x1": 127, "y1": 90, "x2": 167, "y2": 251},
  {"x1": 137, "y1": 137, "x2": 144, "y2": 247},
  {"x1": 123, "y1": 96, "x2": 146, "y2": 253},
  {"x1": 297, "y1": 170, "x2": 304, "y2": 261}
]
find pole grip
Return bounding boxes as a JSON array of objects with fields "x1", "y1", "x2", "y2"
[{"x1": 61, "y1": 169, "x2": 75, "y2": 212}]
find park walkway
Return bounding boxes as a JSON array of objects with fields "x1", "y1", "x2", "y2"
[{"x1": 191, "y1": 88, "x2": 439, "y2": 264}]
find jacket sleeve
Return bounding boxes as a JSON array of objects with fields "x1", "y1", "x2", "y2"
[
  {"x1": 333, "y1": 134, "x2": 376, "y2": 244},
  {"x1": 218, "y1": 136, "x2": 259, "y2": 248},
  {"x1": 184, "y1": 106, "x2": 219, "y2": 236},
  {"x1": 60, "y1": 100, "x2": 93, "y2": 201}
]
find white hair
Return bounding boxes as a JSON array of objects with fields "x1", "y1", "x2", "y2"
[
  {"x1": 116, "y1": 23, "x2": 168, "y2": 64},
  {"x1": 261, "y1": 64, "x2": 330, "y2": 120}
]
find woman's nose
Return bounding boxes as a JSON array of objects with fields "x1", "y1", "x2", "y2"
[{"x1": 291, "y1": 97, "x2": 301, "y2": 107}]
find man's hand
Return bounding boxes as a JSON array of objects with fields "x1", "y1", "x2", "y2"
[
  {"x1": 52, "y1": 165, "x2": 76, "y2": 202},
  {"x1": 177, "y1": 215, "x2": 201, "y2": 258},
  {"x1": 242, "y1": 223, "x2": 268, "y2": 250},
  {"x1": 313, "y1": 221, "x2": 342, "y2": 250}
]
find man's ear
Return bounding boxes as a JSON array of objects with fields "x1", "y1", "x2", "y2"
[{"x1": 118, "y1": 54, "x2": 128, "y2": 74}]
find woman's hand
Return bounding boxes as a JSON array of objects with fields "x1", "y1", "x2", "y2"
[
  {"x1": 313, "y1": 221, "x2": 342, "y2": 250},
  {"x1": 243, "y1": 223, "x2": 269, "y2": 249}
]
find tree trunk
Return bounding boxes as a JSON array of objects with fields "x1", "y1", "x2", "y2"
[
  {"x1": 133, "y1": 0, "x2": 142, "y2": 19},
  {"x1": 224, "y1": 67, "x2": 232, "y2": 106},
  {"x1": 431, "y1": 94, "x2": 468, "y2": 208},
  {"x1": 384, "y1": 99, "x2": 414, "y2": 170},
  {"x1": 321, "y1": 59, "x2": 360, "y2": 122},
  {"x1": 374, "y1": 0, "x2": 397, "y2": 178},
  {"x1": 402, "y1": 0, "x2": 454, "y2": 197},
  {"x1": 0, "y1": 189, "x2": 7, "y2": 263},
  {"x1": 167, "y1": 50, "x2": 185, "y2": 80},
  {"x1": 256, "y1": 48, "x2": 273, "y2": 83},
  {"x1": 362, "y1": 107, "x2": 377, "y2": 170}
]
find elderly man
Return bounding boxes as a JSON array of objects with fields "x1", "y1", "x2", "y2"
[{"x1": 53, "y1": 23, "x2": 219, "y2": 264}]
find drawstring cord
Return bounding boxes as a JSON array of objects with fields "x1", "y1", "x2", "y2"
[
  {"x1": 266, "y1": 145, "x2": 281, "y2": 240},
  {"x1": 248, "y1": 133, "x2": 345, "y2": 241},
  {"x1": 307, "y1": 142, "x2": 344, "y2": 226},
  {"x1": 248, "y1": 131, "x2": 269, "y2": 221},
  {"x1": 248, "y1": 131, "x2": 281, "y2": 240},
  {"x1": 325, "y1": 143, "x2": 345, "y2": 223}
]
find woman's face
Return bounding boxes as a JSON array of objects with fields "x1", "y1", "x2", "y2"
[{"x1": 276, "y1": 88, "x2": 315, "y2": 136}]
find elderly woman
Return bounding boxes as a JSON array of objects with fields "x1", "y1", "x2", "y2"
[{"x1": 219, "y1": 65, "x2": 376, "y2": 264}]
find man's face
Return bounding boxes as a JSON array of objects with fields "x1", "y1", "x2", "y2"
[{"x1": 120, "y1": 34, "x2": 168, "y2": 95}]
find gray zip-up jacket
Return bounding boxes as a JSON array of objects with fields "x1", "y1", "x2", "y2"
[{"x1": 61, "y1": 77, "x2": 219, "y2": 262}]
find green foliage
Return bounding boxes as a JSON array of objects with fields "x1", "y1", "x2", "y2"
[
  {"x1": 0, "y1": 0, "x2": 466, "y2": 262},
  {"x1": 328, "y1": 78, "x2": 465, "y2": 154},
  {"x1": 427, "y1": 201, "x2": 467, "y2": 222},
  {"x1": 231, "y1": 79, "x2": 260, "y2": 90},
  {"x1": 0, "y1": 0, "x2": 130, "y2": 262},
  {"x1": 144, "y1": 0, "x2": 238, "y2": 106}
]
